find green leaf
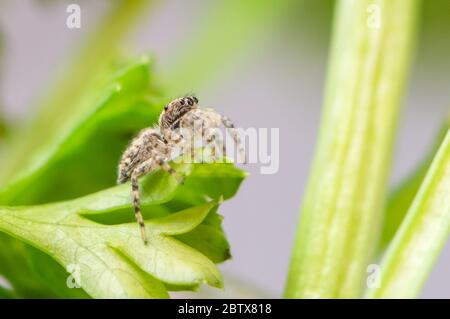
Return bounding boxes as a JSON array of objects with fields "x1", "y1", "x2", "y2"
[
  {"x1": 0, "y1": 0, "x2": 153, "y2": 187},
  {"x1": 0, "y1": 58, "x2": 165, "y2": 297},
  {"x1": 0, "y1": 190, "x2": 227, "y2": 298},
  {"x1": 0, "y1": 284, "x2": 16, "y2": 299},
  {"x1": 0, "y1": 59, "x2": 164, "y2": 205},
  {"x1": 0, "y1": 54, "x2": 246, "y2": 297},
  {"x1": 0, "y1": 1, "x2": 248, "y2": 299},
  {"x1": 170, "y1": 162, "x2": 249, "y2": 205},
  {"x1": 367, "y1": 130, "x2": 450, "y2": 298},
  {"x1": 285, "y1": 0, "x2": 420, "y2": 298},
  {"x1": 0, "y1": 161, "x2": 245, "y2": 298},
  {"x1": 0, "y1": 233, "x2": 55, "y2": 298},
  {"x1": 175, "y1": 224, "x2": 231, "y2": 264},
  {"x1": 23, "y1": 245, "x2": 90, "y2": 298}
]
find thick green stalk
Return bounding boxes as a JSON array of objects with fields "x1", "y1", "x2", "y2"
[
  {"x1": 285, "y1": 0, "x2": 420, "y2": 298},
  {"x1": 367, "y1": 130, "x2": 450, "y2": 298},
  {"x1": 379, "y1": 116, "x2": 449, "y2": 253}
]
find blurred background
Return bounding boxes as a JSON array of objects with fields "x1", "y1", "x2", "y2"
[{"x1": 0, "y1": 0, "x2": 448, "y2": 298}]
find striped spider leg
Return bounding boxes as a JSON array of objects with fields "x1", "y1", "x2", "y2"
[{"x1": 117, "y1": 127, "x2": 183, "y2": 244}]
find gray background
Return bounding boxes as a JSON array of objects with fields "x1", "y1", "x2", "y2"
[{"x1": 0, "y1": 0, "x2": 448, "y2": 298}]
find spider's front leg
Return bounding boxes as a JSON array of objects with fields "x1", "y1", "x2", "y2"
[
  {"x1": 130, "y1": 155, "x2": 184, "y2": 245},
  {"x1": 130, "y1": 162, "x2": 150, "y2": 245}
]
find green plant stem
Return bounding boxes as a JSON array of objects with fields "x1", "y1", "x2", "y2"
[
  {"x1": 379, "y1": 115, "x2": 449, "y2": 253},
  {"x1": 285, "y1": 0, "x2": 420, "y2": 298},
  {"x1": 367, "y1": 130, "x2": 450, "y2": 298}
]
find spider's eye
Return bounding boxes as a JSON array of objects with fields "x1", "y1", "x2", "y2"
[
  {"x1": 180, "y1": 99, "x2": 185, "y2": 106},
  {"x1": 192, "y1": 96, "x2": 198, "y2": 103},
  {"x1": 187, "y1": 98, "x2": 193, "y2": 106},
  {"x1": 164, "y1": 105, "x2": 168, "y2": 111}
]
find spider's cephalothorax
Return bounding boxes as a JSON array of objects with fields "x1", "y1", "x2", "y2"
[{"x1": 118, "y1": 96, "x2": 245, "y2": 245}]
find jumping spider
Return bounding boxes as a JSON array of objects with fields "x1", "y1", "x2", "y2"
[{"x1": 118, "y1": 96, "x2": 245, "y2": 244}]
